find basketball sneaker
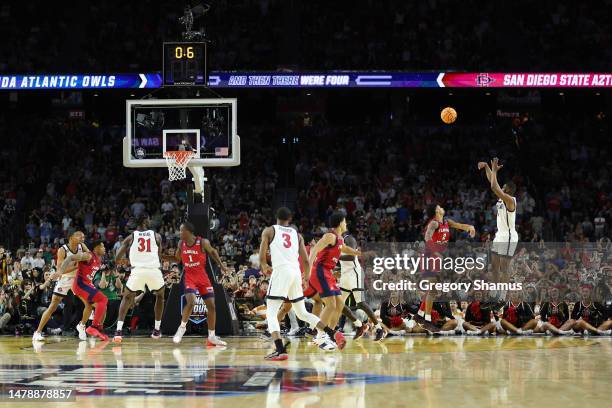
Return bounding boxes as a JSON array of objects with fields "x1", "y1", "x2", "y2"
[
  {"x1": 287, "y1": 327, "x2": 301, "y2": 336},
  {"x1": 374, "y1": 328, "x2": 385, "y2": 342},
  {"x1": 333, "y1": 331, "x2": 346, "y2": 350},
  {"x1": 112, "y1": 330, "x2": 123, "y2": 343},
  {"x1": 353, "y1": 322, "x2": 369, "y2": 340},
  {"x1": 32, "y1": 331, "x2": 44, "y2": 342},
  {"x1": 86, "y1": 326, "x2": 109, "y2": 341},
  {"x1": 207, "y1": 335, "x2": 227, "y2": 347},
  {"x1": 76, "y1": 323, "x2": 87, "y2": 341},
  {"x1": 265, "y1": 350, "x2": 288, "y2": 361},
  {"x1": 313, "y1": 334, "x2": 337, "y2": 351},
  {"x1": 151, "y1": 329, "x2": 162, "y2": 339},
  {"x1": 173, "y1": 326, "x2": 187, "y2": 344}
]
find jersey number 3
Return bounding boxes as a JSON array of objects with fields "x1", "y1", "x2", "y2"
[
  {"x1": 282, "y1": 233, "x2": 292, "y2": 248},
  {"x1": 137, "y1": 238, "x2": 152, "y2": 252}
]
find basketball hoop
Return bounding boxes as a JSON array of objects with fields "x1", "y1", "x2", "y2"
[{"x1": 163, "y1": 150, "x2": 195, "y2": 181}]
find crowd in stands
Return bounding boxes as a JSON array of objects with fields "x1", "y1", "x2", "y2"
[
  {"x1": 1, "y1": 1, "x2": 611, "y2": 73},
  {"x1": 0, "y1": 101, "x2": 610, "y2": 334}
]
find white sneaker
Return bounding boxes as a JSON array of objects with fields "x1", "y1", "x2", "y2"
[
  {"x1": 76, "y1": 323, "x2": 87, "y2": 341},
  {"x1": 32, "y1": 331, "x2": 44, "y2": 342},
  {"x1": 207, "y1": 335, "x2": 227, "y2": 347},
  {"x1": 313, "y1": 334, "x2": 336, "y2": 351},
  {"x1": 313, "y1": 333, "x2": 327, "y2": 346},
  {"x1": 173, "y1": 326, "x2": 187, "y2": 344},
  {"x1": 287, "y1": 327, "x2": 300, "y2": 336}
]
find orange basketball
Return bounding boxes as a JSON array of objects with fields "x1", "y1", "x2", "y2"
[{"x1": 441, "y1": 107, "x2": 457, "y2": 124}]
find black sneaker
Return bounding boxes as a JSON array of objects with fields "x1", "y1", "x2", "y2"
[
  {"x1": 294, "y1": 327, "x2": 309, "y2": 337},
  {"x1": 264, "y1": 350, "x2": 288, "y2": 361},
  {"x1": 354, "y1": 322, "x2": 369, "y2": 340},
  {"x1": 374, "y1": 328, "x2": 385, "y2": 342},
  {"x1": 305, "y1": 328, "x2": 317, "y2": 339},
  {"x1": 151, "y1": 329, "x2": 162, "y2": 339}
]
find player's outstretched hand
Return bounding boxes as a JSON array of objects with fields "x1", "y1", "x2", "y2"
[
  {"x1": 477, "y1": 162, "x2": 488, "y2": 170},
  {"x1": 468, "y1": 226, "x2": 476, "y2": 238},
  {"x1": 491, "y1": 157, "x2": 503, "y2": 172}
]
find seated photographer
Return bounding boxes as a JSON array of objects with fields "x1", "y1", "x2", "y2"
[
  {"x1": 17, "y1": 280, "x2": 39, "y2": 334},
  {"x1": 0, "y1": 289, "x2": 17, "y2": 333}
]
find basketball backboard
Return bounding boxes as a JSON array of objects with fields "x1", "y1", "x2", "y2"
[{"x1": 123, "y1": 98, "x2": 240, "y2": 168}]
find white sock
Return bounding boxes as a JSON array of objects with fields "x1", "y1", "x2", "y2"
[
  {"x1": 180, "y1": 321, "x2": 187, "y2": 328},
  {"x1": 425, "y1": 314, "x2": 431, "y2": 322},
  {"x1": 209, "y1": 329, "x2": 215, "y2": 337},
  {"x1": 375, "y1": 323, "x2": 382, "y2": 329},
  {"x1": 353, "y1": 320, "x2": 362, "y2": 328},
  {"x1": 154, "y1": 320, "x2": 161, "y2": 330},
  {"x1": 117, "y1": 321, "x2": 124, "y2": 331}
]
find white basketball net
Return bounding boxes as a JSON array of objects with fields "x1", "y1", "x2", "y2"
[{"x1": 163, "y1": 151, "x2": 195, "y2": 181}]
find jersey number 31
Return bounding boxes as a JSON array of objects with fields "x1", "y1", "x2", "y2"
[{"x1": 137, "y1": 238, "x2": 152, "y2": 252}]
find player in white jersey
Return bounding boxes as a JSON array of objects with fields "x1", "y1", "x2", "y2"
[
  {"x1": 113, "y1": 215, "x2": 165, "y2": 342},
  {"x1": 478, "y1": 158, "x2": 518, "y2": 285},
  {"x1": 33, "y1": 231, "x2": 90, "y2": 342},
  {"x1": 339, "y1": 231, "x2": 385, "y2": 339},
  {"x1": 259, "y1": 207, "x2": 346, "y2": 361}
]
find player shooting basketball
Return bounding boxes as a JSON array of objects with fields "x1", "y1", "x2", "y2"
[{"x1": 478, "y1": 158, "x2": 518, "y2": 298}]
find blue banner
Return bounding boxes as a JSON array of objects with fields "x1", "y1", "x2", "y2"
[{"x1": 208, "y1": 72, "x2": 441, "y2": 88}]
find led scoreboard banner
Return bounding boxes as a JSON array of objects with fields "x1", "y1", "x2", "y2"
[
  {"x1": 162, "y1": 42, "x2": 207, "y2": 86},
  {"x1": 2, "y1": 72, "x2": 612, "y2": 90}
]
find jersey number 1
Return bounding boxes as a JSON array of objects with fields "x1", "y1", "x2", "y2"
[
  {"x1": 138, "y1": 238, "x2": 151, "y2": 252},
  {"x1": 282, "y1": 233, "x2": 292, "y2": 248}
]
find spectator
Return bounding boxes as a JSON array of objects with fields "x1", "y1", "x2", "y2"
[
  {"x1": 93, "y1": 266, "x2": 124, "y2": 327},
  {"x1": 32, "y1": 250, "x2": 45, "y2": 269}
]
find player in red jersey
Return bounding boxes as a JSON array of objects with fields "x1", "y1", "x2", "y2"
[
  {"x1": 58, "y1": 240, "x2": 109, "y2": 341},
  {"x1": 416, "y1": 204, "x2": 475, "y2": 331},
  {"x1": 308, "y1": 212, "x2": 361, "y2": 331},
  {"x1": 172, "y1": 221, "x2": 230, "y2": 347}
]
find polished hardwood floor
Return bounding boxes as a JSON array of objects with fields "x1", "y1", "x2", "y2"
[{"x1": 0, "y1": 335, "x2": 609, "y2": 407}]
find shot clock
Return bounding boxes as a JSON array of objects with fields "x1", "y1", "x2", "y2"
[{"x1": 163, "y1": 42, "x2": 207, "y2": 86}]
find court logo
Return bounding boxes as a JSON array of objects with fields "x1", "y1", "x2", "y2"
[
  {"x1": 476, "y1": 73, "x2": 495, "y2": 87},
  {"x1": 180, "y1": 294, "x2": 208, "y2": 324},
  {"x1": 0, "y1": 365, "x2": 417, "y2": 397}
]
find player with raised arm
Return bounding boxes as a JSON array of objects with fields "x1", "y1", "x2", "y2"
[
  {"x1": 308, "y1": 212, "x2": 362, "y2": 337},
  {"x1": 113, "y1": 215, "x2": 166, "y2": 342},
  {"x1": 33, "y1": 231, "x2": 89, "y2": 342},
  {"x1": 171, "y1": 221, "x2": 228, "y2": 346},
  {"x1": 58, "y1": 240, "x2": 109, "y2": 341},
  {"x1": 416, "y1": 204, "x2": 476, "y2": 331},
  {"x1": 260, "y1": 207, "x2": 346, "y2": 361},
  {"x1": 339, "y1": 229, "x2": 384, "y2": 340},
  {"x1": 478, "y1": 158, "x2": 518, "y2": 290}
]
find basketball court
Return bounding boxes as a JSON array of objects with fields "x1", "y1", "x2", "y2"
[{"x1": 0, "y1": 336, "x2": 609, "y2": 407}]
